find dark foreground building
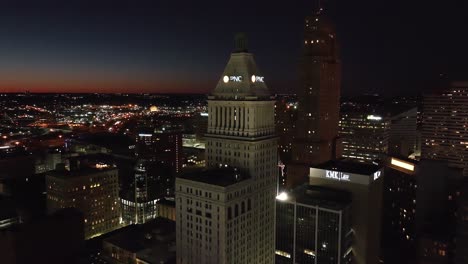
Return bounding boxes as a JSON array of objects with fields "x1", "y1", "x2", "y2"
[
  {"x1": 0, "y1": 208, "x2": 84, "y2": 264},
  {"x1": 276, "y1": 185, "x2": 352, "y2": 264},
  {"x1": 308, "y1": 160, "x2": 384, "y2": 264}
]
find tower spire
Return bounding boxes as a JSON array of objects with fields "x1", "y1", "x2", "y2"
[{"x1": 234, "y1": 32, "x2": 248, "y2": 53}]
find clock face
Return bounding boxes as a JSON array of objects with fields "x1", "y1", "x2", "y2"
[
  {"x1": 223, "y1": 76, "x2": 229, "y2": 83},
  {"x1": 251, "y1": 75, "x2": 256, "y2": 83}
]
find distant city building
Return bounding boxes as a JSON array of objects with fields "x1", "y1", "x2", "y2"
[
  {"x1": 275, "y1": 185, "x2": 352, "y2": 264},
  {"x1": 308, "y1": 160, "x2": 384, "y2": 264},
  {"x1": 388, "y1": 107, "x2": 418, "y2": 157},
  {"x1": 421, "y1": 81, "x2": 468, "y2": 263},
  {"x1": 121, "y1": 126, "x2": 182, "y2": 225},
  {"x1": 339, "y1": 112, "x2": 390, "y2": 163},
  {"x1": 46, "y1": 163, "x2": 120, "y2": 239},
  {"x1": 34, "y1": 149, "x2": 62, "y2": 174},
  {"x1": 176, "y1": 34, "x2": 277, "y2": 264},
  {"x1": 121, "y1": 160, "x2": 161, "y2": 225},
  {"x1": 422, "y1": 82, "x2": 468, "y2": 176},
  {"x1": 101, "y1": 217, "x2": 176, "y2": 264},
  {"x1": 135, "y1": 126, "x2": 183, "y2": 175},
  {"x1": 275, "y1": 95, "x2": 297, "y2": 164},
  {"x1": 194, "y1": 112, "x2": 209, "y2": 141},
  {"x1": 289, "y1": 5, "x2": 341, "y2": 188},
  {"x1": 339, "y1": 96, "x2": 418, "y2": 163}
]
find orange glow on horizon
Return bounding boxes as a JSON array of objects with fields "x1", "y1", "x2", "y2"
[{"x1": 0, "y1": 79, "x2": 212, "y2": 94}]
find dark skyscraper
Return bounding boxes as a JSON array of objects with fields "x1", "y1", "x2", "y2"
[
  {"x1": 288, "y1": 3, "x2": 341, "y2": 188},
  {"x1": 121, "y1": 126, "x2": 182, "y2": 224},
  {"x1": 275, "y1": 185, "x2": 352, "y2": 264}
]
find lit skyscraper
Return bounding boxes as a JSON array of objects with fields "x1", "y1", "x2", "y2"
[
  {"x1": 422, "y1": 82, "x2": 468, "y2": 176},
  {"x1": 175, "y1": 34, "x2": 277, "y2": 264},
  {"x1": 289, "y1": 4, "x2": 341, "y2": 188},
  {"x1": 421, "y1": 81, "x2": 468, "y2": 264}
]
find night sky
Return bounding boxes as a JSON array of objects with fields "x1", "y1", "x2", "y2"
[{"x1": 0, "y1": 0, "x2": 467, "y2": 95}]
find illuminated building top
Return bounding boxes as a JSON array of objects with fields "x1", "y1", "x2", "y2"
[
  {"x1": 310, "y1": 159, "x2": 384, "y2": 186},
  {"x1": 211, "y1": 33, "x2": 270, "y2": 100}
]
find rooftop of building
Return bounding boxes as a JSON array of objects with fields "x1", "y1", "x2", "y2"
[
  {"x1": 157, "y1": 198, "x2": 175, "y2": 207},
  {"x1": 178, "y1": 166, "x2": 249, "y2": 187},
  {"x1": 104, "y1": 217, "x2": 175, "y2": 263},
  {"x1": 291, "y1": 185, "x2": 351, "y2": 210},
  {"x1": 315, "y1": 159, "x2": 381, "y2": 176},
  {"x1": 210, "y1": 34, "x2": 271, "y2": 100},
  {"x1": 47, "y1": 165, "x2": 117, "y2": 180},
  {"x1": 137, "y1": 125, "x2": 182, "y2": 135}
]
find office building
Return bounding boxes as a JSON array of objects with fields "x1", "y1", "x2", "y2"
[
  {"x1": 421, "y1": 81, "x2": 468, "y2": 263},
  {"x1": 339, "y1": 95, "x2": 418, "y2": 163},
  {"x1": 121, "y1": 159, "x2": 161, "y2": 224},
  {"x1": 136, "y1": 125, "x2": 183, "y2": 174},
  {"x1": 382, "y1": 157, "x2": 418, "y2": 263},
  {"x1": 275, "y1": 95, "x2": 297, "y2": 164},
  {"x1": 275, "y1": 185, "x2": 352, "y2": 264},
  {"x1": 339, "y1": 112, "x2": 390, "y2": 163},
  {"x1": 46, "y1": 162, "x2": 120, "y2": 239},
  {"x1": 121, "y1": 126, "x2": 182, "y2": 225},
  {"x1": 382, "y1": 156, "x2": 462, "y2": 264},
  {"x1": 422, "y1": 82, "x2": 468, "y2": 176},
  {"x1": 388, "y1": 107, "x2": 418, "y2": 157},
  {"x1": 175, "y1": 34, "x2": 277, "y2": 264},
  {"x1": 289, "y1": 4, "x2": 341, "y2": 188},
  {"x1": 308, "y1": 160, "x2": 384, "y2": 264}
]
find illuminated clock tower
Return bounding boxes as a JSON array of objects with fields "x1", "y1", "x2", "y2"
[
  {"x1": 176, "y1": 34, "x2": 277, "y2": 264},
  {"x1": 288, "y1": 4, "x2": 341, "y2": 188}
]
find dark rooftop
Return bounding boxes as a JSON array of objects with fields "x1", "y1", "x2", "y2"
[
  {"x1": 178, "y1": 166, "x2": 249, "y2": 187},
  {"x1": 47, "y1": 166, "x2": 117, "y2": 179},
  {"x1": 157, "y1": 198, "x2": 175, "y2": 207},
  {"x1": 315, "y1": 159, "x2": 381, "y2": 176},
  {"x1": 0, "y1": 196, "x2": 18, "y2": 221},
  {"x1": 292, "y1": 185, "x2": 351, "y2": 210},
  {"x1": 104, "y1": 217, "x2": 175, "y2": 262}
]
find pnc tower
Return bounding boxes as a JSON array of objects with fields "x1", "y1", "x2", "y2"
[
  {"x1": 288, "y1": 4, "x2": 342, "y2": 188},
  {"x1": 176, "y1": 34, "x2": 277, "y2": 264}
]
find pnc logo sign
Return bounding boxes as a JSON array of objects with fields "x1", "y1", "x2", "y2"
[
  {"x1": 251, "y1": 75, "x2": 264, "y2": 83},
  {"x1": 223, "y1": 75, "x2": 243, "y2": 83},
  {"x1": 325, "y1": 170, "x2": 350, "y2": 181}
]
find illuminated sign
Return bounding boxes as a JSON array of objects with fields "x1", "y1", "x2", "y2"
[
  {"x1": 251, "y1": 75, "x2": 264, "y2": 83},
  {"x1": 367, "y1": 115, "x2": 382, "y2": 121},
  {"x1": 391, "y1": 158, "x2": 415, "y2": 171},
  {"x1": 373, "y1": 170, "x2": 382, "y2": 180},
  {"x1": 200, "y1": 112, "x2": 209, "y2": 117},
  {"x1": 325, "y1": 170, "x2": 350, "y2": 181},
  {"x1": 223, "y1": 75, "x2": 243, "y2": 83},
  {"x1": 138, "y1": 134, "x2": 153, "y2": 137}
]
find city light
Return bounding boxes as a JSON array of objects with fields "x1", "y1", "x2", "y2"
[
  {"x1": 367, "y1": 115, "x2": 382, "y2": 121},
  {"x1": 391, "y1": 158, "x2": 415, "y2": 171},
  {"x1": 276, "y1": 192, "x2": 289, "y2": 201}
]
